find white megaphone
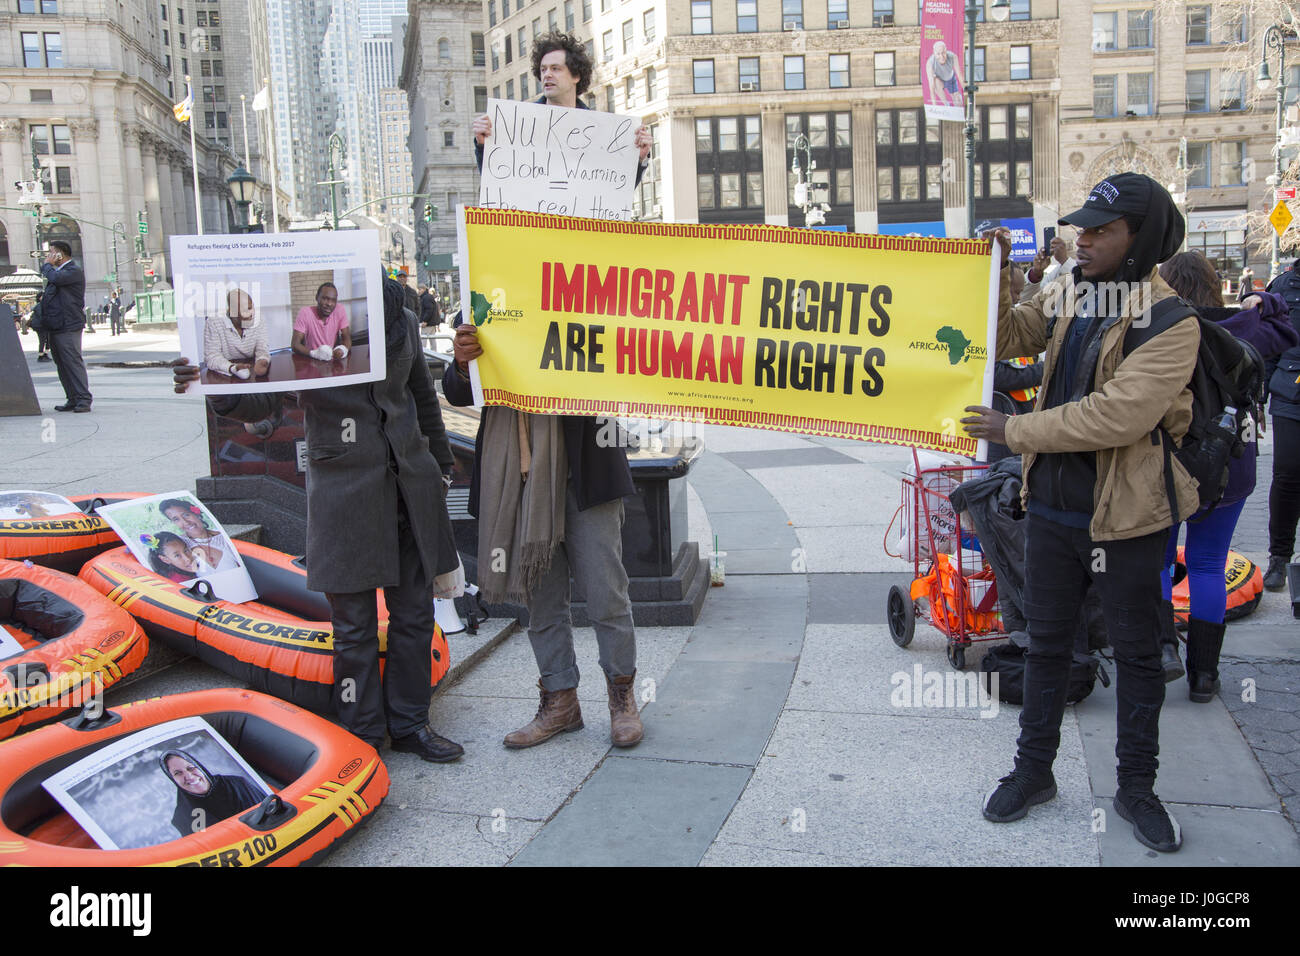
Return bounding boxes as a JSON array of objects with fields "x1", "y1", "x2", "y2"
[{"x1": 434, "y1": 597, "x2": 465, "y2": 635}]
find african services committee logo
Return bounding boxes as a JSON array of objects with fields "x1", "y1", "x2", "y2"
[
  {"x1": 909, "y1": 326, "x2": 987, "y2": 365},
  {"x1": 469, "y1": 289, "x2": 525, "y2": 326}
]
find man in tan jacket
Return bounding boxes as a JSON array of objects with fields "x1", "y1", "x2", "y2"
[{"x1": 963, "y1": 173, "x2": 1200, "y2": 853}]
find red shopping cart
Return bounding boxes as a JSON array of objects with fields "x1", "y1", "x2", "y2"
[{"x1": 884, "y1": 447, "x2": 1008, "y2": 669}]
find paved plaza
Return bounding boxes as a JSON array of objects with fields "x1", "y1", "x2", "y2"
[{"x1": 4, "y1": 327, "x2": 1299, "y2": 866}]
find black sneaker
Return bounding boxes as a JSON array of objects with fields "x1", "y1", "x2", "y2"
[
  {"x1": 982, "y1": 768, "x2": 1057, "y2": 822},
  {"x1": 1113, "y1": 788, "x2": 1181, "y2": 852},
  {"x1": 1263, "y1": 557, "x2": 1288, "y2": 592}
]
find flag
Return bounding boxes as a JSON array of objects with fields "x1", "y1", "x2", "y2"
[
  {"x1": 920, "y1": 0, "x2": 965, "y2": 124},
  {"x1": 173, "y1": 87, "x2": 193, "y2": 123},
  {"x1": 251, "y1": 85, "x2": 269, "y2": 111}
]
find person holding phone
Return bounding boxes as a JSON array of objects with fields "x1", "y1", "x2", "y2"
[
  {"x1": 1024, "y1": 232, "x2": 1076, "y2": 297},
  {"x1": 40, "y1": 240, "x2": 92, "y2": 412}
]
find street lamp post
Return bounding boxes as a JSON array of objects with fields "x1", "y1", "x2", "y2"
[
  {"x1": 110, "y1": 221, "x2": 126, "y2": 289},
  {"x1": 1260, "y1": 19, "x2": 1292, "y2": 280},
  {"x1": 226, "y1": 166, "x2": 256, "y2": 233},
  {"x1": 27, "y1": 135, "x2": 45, "y2": 262},
  {"x1": 964, "y1": 0, "x2": 1010, "y2": 238},
  {"x1": 790, "y1": 133, "x2": 830, "y2": 227},
  {"x1": 320, "y1": 133, "x2": 347, "y2": 230}
]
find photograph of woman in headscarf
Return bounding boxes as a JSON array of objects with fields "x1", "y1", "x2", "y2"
[{"x1": 160, "y1": 748, "x2": 269, "y2": 836}]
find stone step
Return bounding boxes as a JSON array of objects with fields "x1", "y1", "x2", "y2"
[{"x1": 224, "y1": 523, "x2": 264, "y2": 544}]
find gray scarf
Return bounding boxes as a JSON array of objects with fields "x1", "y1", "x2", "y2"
[{"x1": 475, "y1": 407, "x2": 566, "y2": 604}]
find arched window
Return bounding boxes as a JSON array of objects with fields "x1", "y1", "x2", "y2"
[
  {"x1": 43, "y1": 214, "x2": 82, "y2": 263},
  {"x1": 438, "y1": 38, "x2": 451, "y2": 62}
]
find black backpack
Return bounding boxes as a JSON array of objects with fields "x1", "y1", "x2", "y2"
[
  {"x1": 979, "y1": 643, "x2": 1109, "y2": 705},
  {"x1": 1124, "y1": 296, "x2": 1266, "y2": 514}
]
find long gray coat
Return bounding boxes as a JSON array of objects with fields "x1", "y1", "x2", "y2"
[{"x1": 212, "y1": 312, "x2": 458, "y2": 594}]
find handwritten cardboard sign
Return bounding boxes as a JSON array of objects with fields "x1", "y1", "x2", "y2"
[{"x1": 478, "y1": 98, "x2": 640, "y2": 221}]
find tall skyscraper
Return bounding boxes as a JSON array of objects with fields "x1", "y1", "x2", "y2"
[
  {"x1": 266, "y1": 0, "x2": 365, "y2": 220},
  {"x1": 402, "y1": 0, "x2": 483, "y2": 299}
]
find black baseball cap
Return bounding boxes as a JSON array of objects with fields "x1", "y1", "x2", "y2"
[{"x1": 1058, "y1": 172, "x2": 1157, "y2": 229}]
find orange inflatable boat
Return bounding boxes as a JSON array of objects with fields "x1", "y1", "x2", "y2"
[
  {"x1": 79, "y1": 542, "x2": 450, "y2": 714},
  {"x1": 0, "y1": 688, "x2": 388, "y2": 866},
  {"x1": 0, "y1": 494, "x2": 151, "y2": 573},
  {"x1": 0, "y1": 559, "x2": 147, "y2": 740},
  {"x1": 1171, "y1": 546, "x2": 1264, "y2": 627}
]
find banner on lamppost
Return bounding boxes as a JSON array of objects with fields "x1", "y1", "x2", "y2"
[
  {"x1": 921, "y1": 0, "x2": 966, "y2": 124},
  {"x1": 457, "y1": 209, "x2": 999, "y2": 458}
]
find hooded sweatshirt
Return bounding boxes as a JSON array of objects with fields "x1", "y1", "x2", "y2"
[{"x1": 1026, "y1": 185, "x2": 1187, "y2": 527}]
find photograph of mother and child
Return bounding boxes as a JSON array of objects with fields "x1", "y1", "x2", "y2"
[{"x1": 95, "y1": 492, "x2": 257, "y2": 603}]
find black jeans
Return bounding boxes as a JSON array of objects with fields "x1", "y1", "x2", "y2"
[
  {"x1": 1017, "y1": 514, "x2": 1168, "y2": 791},
  {"x1": 1269, "y1": 414, "x2": 1300, "y2": 562},
  {"x1": 325, "y1": 500, "x2": 434, "y2": 746}
]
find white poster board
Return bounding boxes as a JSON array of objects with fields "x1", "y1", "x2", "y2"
[
  {"x1": 0, "y1": 624, "x2": 24, "y2": 661},
  {"x1": 478, "y1": 98, "x2": 641, "y2": 220},
  {"x1": 171, "y1": 231, "x2": 385, "y2": 395},
  {"x1": 95, "y1": 492, "x2": 257, "y2": 603},
  {"x1": 42, "y1": 716, "x2": 272, "y2": 850},
  {"x1": 0, "y1": 490, "x2": 78, "y2": 519}
]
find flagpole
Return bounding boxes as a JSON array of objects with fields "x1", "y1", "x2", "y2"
[
  {"x1": 240, "y1": 93, "x2": 251, "y2": 171},
  {"x1": 263, "y1": 76, "x2": 280, "y2": 233},
  {"x1": 185, "y1": 75, "x2": 204, "y2": 235}
]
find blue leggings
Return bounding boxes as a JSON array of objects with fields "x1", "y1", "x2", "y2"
[{"x1": 1160, "y1": 498, "x2": 1247, "y2": 624}]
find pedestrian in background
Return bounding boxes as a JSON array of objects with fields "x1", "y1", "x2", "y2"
[
  {"x1": 1156, "y1": 252, "x2": 1297, "y2": 700},
  {"x1": 419, "y1": 284, "x2": 441, "y2": 330},
  {"x1": 110, "y1": 288, "x2": 125, "y2": 336},
  {"x1": 40, "y1": 240, "x2": 92, "y2": 412}
]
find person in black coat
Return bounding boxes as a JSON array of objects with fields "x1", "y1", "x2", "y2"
[
  {"x1": 418, "y1": 285, "x2": 441, "y2": 330},
  {"x1": 40, "y1": 240, "x2": 92, "y2": 412},
  {"x1": 172, "y1": 276, "x2": 464, "y2": 763}
]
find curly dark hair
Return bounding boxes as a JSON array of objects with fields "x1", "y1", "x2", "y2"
[
  {"x1": 1159, "y1": 251, "x2": 1224, "y2": 310},
  {"x1": 531, "y1": 31, "x2": 592, "y2": 96}
]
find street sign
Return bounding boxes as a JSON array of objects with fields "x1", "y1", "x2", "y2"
[
  {"x1": 1270, "y1": 200, "x2": 1293, "y2": 236},
  {"x1": 42, "y1": 216, "x2": 60, "y2": 224},
  {"x1": 1277, "y1": 186, "x2": 1298, "y2": 202}
]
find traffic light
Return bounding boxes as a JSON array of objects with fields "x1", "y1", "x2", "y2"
[
  {"x1": 422, "y1": 202, "x2": 434, "y2": 222},
  {"x1": 144, "y1": 269, "x2": 156, "y2": 289}
]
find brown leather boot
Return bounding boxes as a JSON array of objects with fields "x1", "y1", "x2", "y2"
[
  {"x1": 503, "y1": 681, "x2": 583, "y2": 749},
  {"x1": 607, "y1": 672, "x2": 644, "y2": 748}
]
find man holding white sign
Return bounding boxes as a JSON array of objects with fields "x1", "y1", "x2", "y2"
[
  {"x1": 473, "y1": 31, "x2": 652, "y2": 219},
  {"x1": 460, "y1": 33, "x2": 649, "y2": 751}
]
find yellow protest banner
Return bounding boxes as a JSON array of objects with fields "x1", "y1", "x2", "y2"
[{"x1": 457, "y1": 209, "x2": 998, "y2": 457}]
